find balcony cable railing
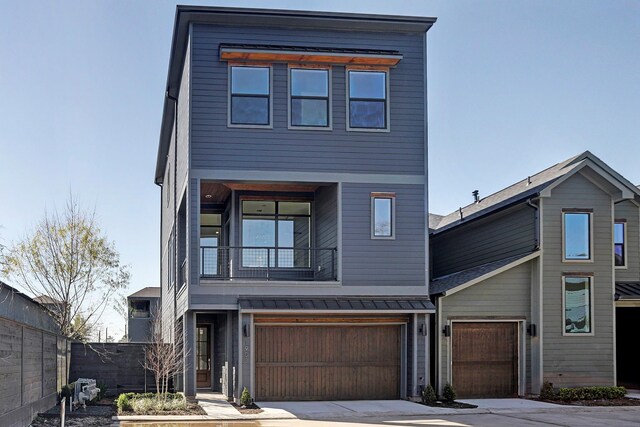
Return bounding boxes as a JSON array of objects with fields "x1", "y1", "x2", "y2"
[{"x1": 200, "y1": 246, "x2": 337, "y2": 281}]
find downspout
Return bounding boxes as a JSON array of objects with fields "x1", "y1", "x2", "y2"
[
  {"x1": 167, "y1": 91, "x2": 179, "y2": 350},
  {"x1": 526, "y1": 198, "x2": 540, "y2": 250}
]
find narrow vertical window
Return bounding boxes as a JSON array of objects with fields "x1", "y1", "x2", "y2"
[
  {"x1": 168, "y1": 228, "x2": 175, "y2": 288},
  {"x1": 371, "y1": 193, "x2": 395, "y2": 239},
  {"x1": 290, "y1": 68, "x2": 329, "y2": 127},
  {"x1": 230, "y1": 66, "x2": 270, "y2": 126},
  {"x1": 614, "y1": 222, "x2": 626, "y2": 267},
  {"x1": 348, "y1": 70, "x2": 388, "y2": 129},
  {"x1": 563, "y1": 211, "x2": 591, "y2": 261},
  {"x1": 563, "y1": 276, "x2": 592, "y2": 334}
]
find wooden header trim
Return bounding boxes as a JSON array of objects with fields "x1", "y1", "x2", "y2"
[
  {"x1": 371, "y1": 192, "x2": 396, "y2": 198},
  {"x1": 346, "y1": 65, "x2": 391, "y2": 71},
  {"x1": 221, "y1": 50, "x2": 402, "y2": 66},
  {"x1": 562, "y1": 208, "x2": 594, "y2": 213},
  {"x1": 228, "y1": 183, "x2": 319, "y2": 192}
]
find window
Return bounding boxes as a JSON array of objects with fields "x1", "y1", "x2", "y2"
[
  {"x1": 371, "y1": 193, "x2": 395, "y2": 239},
  {"x1": 168, "y1": 228, "x2": 175, "y2": 287},
  {"x1": 130, "y1": 300, "x2": 150, "y2": 319},
  {"x1": 563, "y1": 276, "x2": 592, "y2": 334},
  {"x1": 563, "y1": 211, "x2": 591, "y2": 261},
  {"x1": 348, "y1": 70, "x2": 387, "y2": 130},
  {"x1": 241, "y1": 200, "x2": 311, "y2": 268},
  {"x1": 229, "y1": 66, "x2": 271, "y2": 126},
  {"x1": 290, "y1": 68, "x2": 330, "y2": 128},
  {"x1": 615, "y1": 222, "x2": 626, "y2": 267},
  {"x1": 200, "y1": 213, "x2": 222, "y2": 276}
]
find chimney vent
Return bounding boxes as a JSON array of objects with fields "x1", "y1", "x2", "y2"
[{"x1": 472, "y1": 190, "x2": 480, "y2": 203}]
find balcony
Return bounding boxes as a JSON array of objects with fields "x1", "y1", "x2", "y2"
[{"x1": 200, "y1": 246, "x2": 337, "y2": 281}]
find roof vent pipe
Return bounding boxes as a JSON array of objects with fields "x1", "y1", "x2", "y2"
[{"x1": 472, "y1": 190, "x2": 480, "y2": 203}]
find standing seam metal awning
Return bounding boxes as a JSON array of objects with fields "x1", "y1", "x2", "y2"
[{"x1": 238, "y1": 297, "x2": 434, "y2": 312}]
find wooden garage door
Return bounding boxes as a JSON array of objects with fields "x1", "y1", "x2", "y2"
[
  {"x1": 255, "y1": 324, "x2": 400, "y2": 400},
  {"x1": 452, "y1": 322, "x2": 518, "y2": 398}
]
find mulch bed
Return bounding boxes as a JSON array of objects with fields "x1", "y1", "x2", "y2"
[
  {"x1": 231, "y1": 402, "x2": 264, "y2": 414},
  {"x1": 421, "y1": 400, "x2": 478, "y2": 409},
  {"x1": 538, "y1": 398, "x2": 640, "y2": 406}
]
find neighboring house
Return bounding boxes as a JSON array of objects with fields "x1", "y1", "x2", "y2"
[
  {"x1": 429, "y1": 151, "x2": 640, "y2": 398},
  {"x1": 33, "y1": 294, "x2": 67, "y2": 319},
  {"x1": 156, "y1": 6, "x2": 436, "y2": 401},
  {"x1": 127, "y1": 287, "x2": 160, "y2": 342},
  {"x1": 0, "y1": 281, "x2": 70, "y2": 427}
]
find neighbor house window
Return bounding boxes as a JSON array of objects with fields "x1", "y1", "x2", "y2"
[
  {"x1": 290, "y1": 68, "x2": 329, "y2": 127},
  {"x1": 241, "y1": 200, "x2": 311, "y2": 268},
  {"x1": 563, "y1": 276, "x2": 592, "y2": 334},
  {"x1": 130, "y1": 300, "x2": 150, "y2": 319},
  {"x1": 229, "y1": 66, "x2": 271, "y2": 126},
  {"x1": 615, "y1": 222, "x2": 626, "y2": 267},
  {"x1": 371, "y1": 193, "x2": 395, "y2": 239},
  {"x1": 563, "y1": 211, "x2": 592, "y2": 261},
  {"x1": 348, "y1": 70, "x2": 388, "y2": 130}
]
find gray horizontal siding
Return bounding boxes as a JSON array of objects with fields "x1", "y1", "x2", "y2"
[
  {"x1": 541, "y1": 172, "x2": 615, "y2": 387},
  {"x1": 341, "y1": 183, "x2": 426, "y2": 288},
  {"x1": 614, "y1": 200, "x2": 640, "y2": 282},
  {"x1": 439, "y1": 261, "x2": 533, "y2": 394},
  {"x1": 190, "y1": 24, "x2": 425, "y2": 175},
  {"x1": 431, "y1": 204, "x2": 537, "y2": 277}
]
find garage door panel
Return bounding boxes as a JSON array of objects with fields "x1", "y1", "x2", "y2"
[
  {"x1": 452, "y1": 322, "x2": 518, "y2": 398},
  {"x1": 256, "y1": 324, "x2": 400, "y2": 400}
]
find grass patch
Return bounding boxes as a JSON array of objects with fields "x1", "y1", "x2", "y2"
[{"x1": 116, "y1": 392, "x2": 206, "y2": 415}]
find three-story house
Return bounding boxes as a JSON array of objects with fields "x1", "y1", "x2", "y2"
[{"x1": 155, "y1": 6, "x2": 436, "y2": 402}]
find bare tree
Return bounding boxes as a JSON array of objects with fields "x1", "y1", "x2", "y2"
[
  {"x1": 1, "y1": 197, "x2": 130, "y2": 340},
  {"x1": 143, "y1": 314, "x2": 184, "y2": 399},
  {"x1": 113, "y1": 295, "x2": 130, "y2": 342}
]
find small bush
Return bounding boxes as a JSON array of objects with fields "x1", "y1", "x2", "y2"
[
  {"x1": 539, "y1": 381, "x2": 556, "y2": 400},
  {"x1": 442, "y1": 383, "x2": 457, "y2": 402},
  {"x1": 94, "y1": 381, "x2": 108, "y2": 401},
  {"x1": 421, "y1": 384, "x2": 437, "y2": 403},
  {"x1": 557, "y1": 386, "x2": 626, "y2": 401},
  {"x1": 240, "y1": 387, "x2": 252, "y2": 406},
  {"x1": 60, "y1": 382, "x2": 76, "y2": 399},
  {"x1": 116, "y1": 393, "x2": 132, "y2": 412}
]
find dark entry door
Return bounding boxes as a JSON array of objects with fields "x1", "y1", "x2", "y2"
[
  {"x1": 196, "y1": 325, "x2": 211, "y2": 388},
  {"x1": 452, "y1": 322, "x2": 518, "y2": 398}
]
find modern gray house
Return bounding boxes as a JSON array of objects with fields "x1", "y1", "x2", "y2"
[
  {"x1": 429, "y1": 151, "x2": 640, "y2": 398},
  {"x1": 127, "y1": 287, "x2": 160, "y2": 342},
  {"x1": 156, "y1": 6, "x2": 436, "y2": 401}
]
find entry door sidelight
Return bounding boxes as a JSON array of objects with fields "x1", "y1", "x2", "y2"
[{"x1": 196, "y1": 325, "x2": 211, "y2": 388}]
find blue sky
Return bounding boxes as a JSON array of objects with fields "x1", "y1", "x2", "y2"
[{"x1": 1, "y1": 0, "x2": 638, "y2": 338}]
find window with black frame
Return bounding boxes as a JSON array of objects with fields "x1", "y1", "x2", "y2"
[
  {"x1": 348, "y1": 70, "x2": 387, "y2": 129},
  {"x1": 615, "y1": 222, "x2": 625, "y2": 267},
  {"x1": 241, "y1": 200, "x2": 311, "y2": 268},
  {"x1": 290, "y1": 68, "x2": 329, "y2": 127},
  {"x1": 229, "y1": 66, "x2": 270, "y2": 126}
]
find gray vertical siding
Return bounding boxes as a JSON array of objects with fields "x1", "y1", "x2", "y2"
[
  {"x1": 341, "y1": 183, "x2": 425, "y2": 287},
  {"x1": 614, "y1": 200, "x2": 640, "y2": 282},
  {"x1": 431, "y1": 204, "x2": 537, "y2": 277},
  {"x1": 541, "y1": 172, "x2": 615, "y2": 387},
  {"x1": 438, "y1": 261, "x2": 533, "y2": 395},
  {"x1": 190, "y1": 24, "x2": 425, "y2": 175}
]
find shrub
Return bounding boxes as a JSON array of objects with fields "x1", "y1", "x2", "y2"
[
  {"x1": 442, "y1": 383, "x2": 457, "y2": 402},
  {"x1": 240, "y1": 387, "x2": 253, "y2": 406},
  {"x1": 116, "y1": 393, "x2": 132, "y2": 412},
  {"x1": 60, "y1": 382, "x2": 76, "y2": 399},
  {"x1": 422, "y1": 384, "x2": 437, "y2": 403},
  {"x1": 557, "y1": 386, "x2": 626, "y2": 401},
  {"x1": 94, "y1": 381, "x2": 108, "y2": 401},
  {"x1": 539, "y1": 381, "x2": 556, "y2": 400}
]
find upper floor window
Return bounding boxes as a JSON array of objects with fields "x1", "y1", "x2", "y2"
[
  {"x1": 615, "y1": 221, "x2": 626, "y2": 267},
  {"x1": 290, "y1": 68, "x2": 330, "y2": 128},
  {"x1": 563, "y1": 211, "x2": 592, "y2": 261},
  {"x1": 563, "y1": 276, "x2": 592, "y2": 335},
  {"x1": 348, "y1": 70, "x2": 388, "y2": 130},
  {"x1": 229, "y1": 66, "x2": 271, "y2": 126},
  {"x1": 241, "y1": 200, "x2": 311, "y2": 268},
  {"x1": 371, "y1": 193, "x2": 395, "y2": 239},
  {"x1": 130, "y1": 300, "x2": 150, "y2": 319}
]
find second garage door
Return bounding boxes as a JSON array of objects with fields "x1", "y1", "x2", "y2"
[
  {"x1": 452, "y1": 322, "x2": 518, "y2": 398},
  {"x1": 255, "y1": 323, "x2": 401, "y2": 400}
]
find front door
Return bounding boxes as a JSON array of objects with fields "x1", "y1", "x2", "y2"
[{"x1": 196, "y1": 325, "x2": 211, "y2": 388}]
